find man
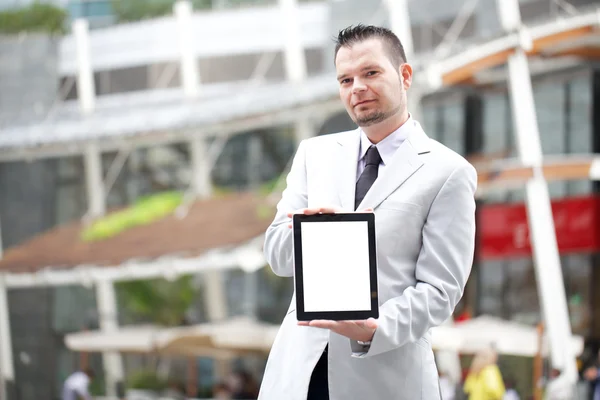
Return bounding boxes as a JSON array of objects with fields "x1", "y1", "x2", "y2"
[
  {"x1": 62, "y1": 369, "x2": 94, "y2": 400},
  {"x1": 259, "y1": 24, "x2": 477, "y2": 400}
]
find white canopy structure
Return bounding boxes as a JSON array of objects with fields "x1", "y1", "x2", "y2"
[
  {"x1": 431, "y1": 315, "x2": 585, "y2": 358},
  {"x1": 65, "y1": 316, "x2": 280, "y2": 358}
]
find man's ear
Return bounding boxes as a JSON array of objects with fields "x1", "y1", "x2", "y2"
[{"x1": 399, "y1": 63, "x2": 413, "y2": 89}]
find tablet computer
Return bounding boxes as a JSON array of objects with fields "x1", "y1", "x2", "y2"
[{"x1": 292, "y1": 212, "x2": 378, "y2": 321}]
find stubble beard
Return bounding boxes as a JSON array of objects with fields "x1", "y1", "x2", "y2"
[{"x1": 355, "y1": 103, "x2": 402, "y2": 127}]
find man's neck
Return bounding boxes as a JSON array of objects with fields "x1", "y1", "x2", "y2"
[{"x1": 361, "y1": 111, "x2": 409, "y2": 144}]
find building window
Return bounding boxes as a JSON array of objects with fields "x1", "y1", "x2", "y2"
[{"x1": 421, "y1": 93, "x2": 465, "y2": 154}]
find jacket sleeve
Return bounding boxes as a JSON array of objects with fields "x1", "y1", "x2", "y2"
[
  {"x1": 263, "y1": 140, "x2": 308, "y2": 277},
  {"x1": 352, "y1": 163, "x2": 477, "y2": 357}
]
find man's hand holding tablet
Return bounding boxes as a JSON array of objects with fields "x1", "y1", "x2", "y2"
[{"x1": 287, "y1": 206, "x2": 378, "y2": 343}]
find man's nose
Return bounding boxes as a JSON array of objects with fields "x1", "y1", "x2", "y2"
[{"x1": 352, "y1": 79, "x2": 367, "y2": 93}]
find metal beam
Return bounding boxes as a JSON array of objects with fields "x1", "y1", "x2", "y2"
[
  {"x1": 0, "y1": 98, "x2": 343, "y2": 163},
  {"x1": 2, "y1": 236, "x2": 265, "y2": 289}
]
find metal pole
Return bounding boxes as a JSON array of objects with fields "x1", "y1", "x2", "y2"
[
  {"x1": 96, "y1": 280, "x2": 123, "y2": 396},
  {"x1": 175, "y1": 0, "x2": 200, "y2": 98},
  {"x1": 0, "y1": 275, "x2": 13, "y2": 400},
  {"x1": 84, "y1": 143, "x2": 106, "y2": 219},
  {"x1": 73, "y1": 19, "x2": 95, "y2": 114}
]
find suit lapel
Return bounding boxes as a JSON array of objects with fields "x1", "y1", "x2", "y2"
[
  {"x1": 335, "y1": 129, "x2": 361, "y2": 211},
  {"x1": 357, "y1": 121, "x2": 431, "y2": 211}
]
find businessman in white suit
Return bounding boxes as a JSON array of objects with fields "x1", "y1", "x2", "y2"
[{"x1": 258, "y1": 25, "x2": 477, "y2": 400}]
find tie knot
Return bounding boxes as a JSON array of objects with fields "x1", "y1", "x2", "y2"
[{"x1": 364, "y1": 146, "x2": 382, "y2": 167}]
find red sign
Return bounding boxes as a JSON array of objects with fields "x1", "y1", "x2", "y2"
[{"x1": 479, "y1": 195, "x2": 600, "y2": 260}]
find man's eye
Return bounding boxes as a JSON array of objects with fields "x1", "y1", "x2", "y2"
[
  {"x1": 366, "y1": 71, "x2": 378, "y2": 76},
  {"x1": 340, "y1": 79, "x2": 351, "y2": 84}
]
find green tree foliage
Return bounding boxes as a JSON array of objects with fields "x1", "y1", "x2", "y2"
[
  {"x1": 0, "y1": 3, "x2": 67, "y2": 35},
  {"x1": 110, "y1": 0, "x2": 212, "y2": 23},
  {"x1": 116, "y1": 275, "x2": 197, "y2": 326}
]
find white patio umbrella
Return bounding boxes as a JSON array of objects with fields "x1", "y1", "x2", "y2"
[
  {"x1": 64, "y1": 317, "x2": 280, "y2": 358},
  {"x1": 430, "y1": 315, "x2": 584, "y2": 357}
]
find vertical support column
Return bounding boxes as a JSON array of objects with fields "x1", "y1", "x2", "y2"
[
  {"x1": 247, "y1": 135, "x2": 262, "y2": 190},
  {"x1": 384, "y1": 0, "x2": 414, "y2": 60},
  {"x1": 383, "y1": 0, "x2": 422, "y2": 122},
  {"x1": 189, "y1": 136, "x2": 212, "y2": 198},
  {"x1": 279, "y1": 0, "x2": 306, "y2": 84},
  {"x1": 96, "y1": 280, "x2": 124, "y2": 397},
  {"x1": 73, "y1": 19, "x2": 95, "y2": 114},
  {"x1": 279, "y1": 0, "x2": 312, "y2": 145},
  {"x1": 294, "y1": 119, "x2": 314, "y2": 146},
  {"x1": 464, "y1": 93, "x2": 484, "y2": 315},
  {"x1": 175, "y1": 0, "x2": 200, "y2": 98},
  {"x1": 203, "y1": 270, "x2": 230, "y2": 380},
  {"x1": 590, "y1": 69, "x2": 600, "y2": 341},
  {"x1": 84, "y1": 143, "x2": 106, "y2": 218},
  {"x1": 498, "y1": 0, "x2": 576, "y2": 381},
  {"x1": 0, "y1": 275, "x2": 14, "y2": 400},
  {"x1": 242, "y1": 138, "x2": 259, "y2": 320},
  {"x1": 0, "y1": 217, "x2": 3, "y2": 260}
]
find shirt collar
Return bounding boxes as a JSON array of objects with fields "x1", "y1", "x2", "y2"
[{"x1": 359, "y1": 114, "x2": 413, "y2": 166}]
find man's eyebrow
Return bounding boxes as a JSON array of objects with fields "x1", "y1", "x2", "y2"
[
  {"x1": 360, "y1": 64, "x2": 381, "y2": 71},
  {"x1": 337, "y1": 64, "x2": 382, "y2": 80}
]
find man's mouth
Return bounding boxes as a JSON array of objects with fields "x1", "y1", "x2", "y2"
[{"x1": 354, "y1": 100, "x2": 374, "y2": 107}]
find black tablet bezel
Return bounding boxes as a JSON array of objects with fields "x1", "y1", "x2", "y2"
[{"x1": 292, "y1": 213, "x2": 378, "y2": 321}]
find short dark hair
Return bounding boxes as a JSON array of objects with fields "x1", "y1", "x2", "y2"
[{"x1": 334, "y1": 24, "x2": 407, "y2": 67}]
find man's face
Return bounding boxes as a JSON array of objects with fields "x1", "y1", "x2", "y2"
[{"x1": 335, "y1": 38, "x2": 411, "y2": 127}]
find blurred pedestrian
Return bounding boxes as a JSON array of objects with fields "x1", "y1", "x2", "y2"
[
  {"x1": 440, "y1": 370, "x2": 457, "y2": 400},
  {"x1": 584, "y1": 353, "x2": 600, "y2": 400},
  {"x1": 228, "y1": 370, "x2": 259, "y2": 399},
  {"x1": 62, "y1": 368, "x2": 95, "y2": 400},
  {"x1": 213, "y1": 381, "x2": 233, "y2": 399},
  {"x1": 463, "y1": 348, "x2": 506, "y2": 400},
  {"x1": 544, "y1": 368, "x2": 572, "y2": 400},
  {"x1": 503, "y1": 377, "x2": 520, "y2": 400}
]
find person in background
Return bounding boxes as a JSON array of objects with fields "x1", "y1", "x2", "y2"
[
  {"x1": 503, "y1": 377, "x2": 520, "y2": 400},
  {"x1": 463, "y1": 348, "x2": 506, "y2": 400},
  {"x1": 228, "y1": 370, "x2": 259, "y2": 399},
  {"x1": 544, "y1": 368, "x2": 573, "y2": 400},
  {"x1": 440, "y1": 370, "x2": 457, "y2": 400},
  {"x1": 584, "y1": 352, "x2": 600, "y2": 400},
  {"x1": 213, "y1": 381, "x2": 233, "y2": 399},
  {"x1": 62, "y1": 368, "x2": 95, "y2": 400}
]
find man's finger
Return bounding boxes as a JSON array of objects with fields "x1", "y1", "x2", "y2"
[
  {"x1": 308, "y1": 320, "x2": 339, "y2": 329},
  {"x1": 365, "y1": 317, "x2": 378, "y2": 330}
]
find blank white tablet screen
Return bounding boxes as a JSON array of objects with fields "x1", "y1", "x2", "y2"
[{"x1": 300, "y1": 221, "x2": 371, "y2": 312}]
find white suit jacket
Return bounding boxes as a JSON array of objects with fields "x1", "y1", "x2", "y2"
[{"x1": 259, "y1": 120, "x2": 477, "y2": 400}]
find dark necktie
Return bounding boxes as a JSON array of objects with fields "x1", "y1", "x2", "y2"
[{"x1": 354, "y1": 145, "x2": 382, "y2": 210}]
